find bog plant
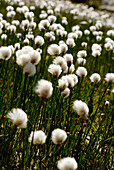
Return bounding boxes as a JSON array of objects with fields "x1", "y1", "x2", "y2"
[{"x1": 0, "y1": 0, "x2": 114, "y2": 169}]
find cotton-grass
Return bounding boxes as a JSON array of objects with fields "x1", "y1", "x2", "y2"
[
  {"x1": 61, "y1": 88, "x2": 70, "y2": 98},
  {"x1": 35, "y1": 79, "x2": 53, "y2": 99},
  {"x1": 73, "y1": 100, "x2": 89, "y2": 119},
  {"x1": 63, "y1": 54, "x2": 73, "y2": 67},
  {"x1": 90, "y1": 73, "x2": 101, "y2": 83},
  {"x1": 52, "y1": 128, "x2": 67, "y2": 144},
  {"x1": 76, "y1": 67, "x2": 87, "y2": 78},
  {"x1": 28, "y1": 50, "x2": 41, "y2": 65},
  {"x1": 48, "y1": 64, "x2": 62, "y2": 78},
  {"x1": 47, "y1": 44, "x2": 60, "y2": 56},
  {"x1": 7, "y1": 108, "x2": 28, "y2": 128},
  {"x1": 28, "y1": 131, "x2": 47, "y2": 144},
  {"x1": 105, "y1": 73, "x2": 114, "y2": 83},
  {"x1": 0, "y1": 46, "x2": 11, "y2": 60},
  {"x1": 57, "y1": 157, "x2": 78, "y2": 170},
  {"x1": 35, "y1": 36, "x2": 44, "y2": 47},
  {"x1": 23, "y1": 62, "x2": 36, "y2": 76}
]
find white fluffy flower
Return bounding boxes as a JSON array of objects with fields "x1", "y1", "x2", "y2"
[
  {"x1": 60, "y1": 43, "x2": 68, "y2": 54},
  {"x1": 63, "y1": 54, "x2": 73, "y2": 67},
  {"x1": 58, "y1": 79, "x2": 68, "y2": 91},
  {"x1": 52, "y1": 128, "x2": 67, "y2": 144},
  {"x1": 77, "y1": 50, "x2": 87, "y2": 58},
  {"x1": 23, "y1": 62, "x2": 36, "y2": 76},
  {"x1": 57, "y1": 157, "x2": 78, "y2": 170},
  {"x1": 16, "y1": 54, "x2": 30, "y2": 66},
  {"x1": 61, "y1": 88, "x2": 70, "y2": 98},
  {"x1": 28, "y1": 50, "x2": 41, "y2": 65},
  {"x1": 35, "y1": 79, "x2": 53, "y2": 99},
  {"x1": 28, "y1": 131, "x2": 47, "y2": 144},
  {"x1": 90, "y1": 73, "x2": 101, "y2": 83},
  {"x1": 77, "y1": 58, "x2": 86, "y2": 65},
  {"x1": 92, "y1": 44, "x2": 102, "y2": 52},
  {"x1": 92, "y1": 50, "x2": 101, "y2": 57},
  {"x1": 53, "y1": 56, "x2": 67, "y2": 72},
  {"x1": 105, "y1": 101, "x2": 109, "y2": 106},
  {"x1": 7, "y1": 108, "x2": 28, "y2": 128},
  {"x1": 0, "y1": 46, "x2": 11, "y2": 60},
  {"x1": 35, "y1": 36, "x2": 44, "y2": 47},
  {"x1": 47, "y1": 44, "x2": 60, "y2": 56},
  {"x1": 76, "y1": 67, "x2": 87, "y2": 78},
  {"x1": 104, "y1": 42, "x2": 113, "y2": 51},
  {"x1": 66, "y1": 38, "x2": 75, "y2": 48},
  {"x1": 73, "y1": 100, "x2": 89, "y2": 119},
  {"x1": 48, "y1": 64, "x2": 62, "y2": 78},
  {"x1": 105, "y1": 73, "x2": 114, "y2": 83},
  {"x1": 62, "y1": 75, "x2": 74, "y2": 88}
]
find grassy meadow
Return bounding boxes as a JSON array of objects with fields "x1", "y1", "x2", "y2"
[{"x1": 0, "y1": 0, "x2": 114, "y2": 169}]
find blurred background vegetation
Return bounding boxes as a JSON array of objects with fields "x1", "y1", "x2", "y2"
[{"x1": 71, "y1": 0, "x2": 102, "y2": 9}]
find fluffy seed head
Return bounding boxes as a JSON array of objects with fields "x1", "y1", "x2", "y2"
[
  {"x1": 90, "y1": 73, "x2": 101, "y2": 83},
  {"x1": 76, "y1": 67, "x2": 87, "y2": 78},
  {"x1": 61, "y1": 88, "x2": 70, "y2": 98},
  {"x1": 105, "y1": 73, "x2": 114, "y2": 83},
  {"x1": 35, "y1": 79, "x2": 53, "y2": 99},
  {"x1": 28, "y1": 131, "x2": 47, "y2": 144},
  {"x1": 57, "y1": 157, "x2": 78, "y2": 170},
  {"x1": 47, "y1": 44, "x2": 60, "y2": 56},
  {"x1": 0, "y1": 46, "x2": 11, "y2": 60},
  {"x1": 52, "y1": 128, "x2": 67, "y2": 144},
  {"x1": 48, "y1": 64, "x2": 62, "y2": 78},
  {"x1": 23, "y1": 62, "x2": 36, "y2": 76},
  {"x1": 73, "y1": 100, "x2": 89, "y2": 119},
  {"x1": 7, "y1": 108, "x2": 28, "y2": 128}
]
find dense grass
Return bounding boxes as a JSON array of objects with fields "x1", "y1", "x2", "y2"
[{"x1": 0, "y1": 0, "x2": 114, "y2": 169}]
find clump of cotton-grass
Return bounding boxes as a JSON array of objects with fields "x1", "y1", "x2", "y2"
[
  {"x1": 92, "y1": 50, "x2": 101, "y2": 57},
  {"x1": 35, "y1": 36, "x2": 44, "y2": 47},
  {"x1": 105, "y1": 73, "x2": 114, "y2": 83},
  {"x1": 105, "y1": 101, "x2": 109, "y2": 107},
  {"x1": 61, "y1": 88, "x2": 70, "y2": 98},
  {"x1": 28, "y1": 50, "x2": 41, "y2": 65},
  {"x1": 21, "y1": 19, "x2": 29, "y2": 31},
  {"x1": 77, "y1": 58, "x2": 86, "y2": 66},
  {"x1": 77, "y1": 50, "x2": 87, "y2": 58},
  {"x1": 84, "y1": 29, "x2": 90, "y2": 35},
  {"x1": 53, "y1": 56, "x2": 67, "y2": 72},
  {"x1": 68, "y1": 32, "x2": 78, "y2": 41},
  {"x1": 7, "y1": 108, "x2": 28, "y2": 128},
  {"x1": 90, "y1": 25, "x2": 96, "y2": 32},
  {"x1": 48, "y1": 64, "x2": 62, "y2": 78},
  {"x1": 90, "y1": 73, "x2": 101, "y2": 83},
  {"x1": 1, "y1": 34, "x2": 7, "y2": 41},
  {"x1": 104, "y1": 42, "x2": 113, "y2": 51},
  {"x1": 28, "y1": 131, "x2": 47, "y2": 144},
  {"x1": 38, "y1": 19, "x2": 50, "y2": 31},
  {"x1": 47, "y1": 15, "x2": 56, "y2": 24},
  {"x1": 23, "y1": 62, "x2": 36, "y2": 76},
  {"x1": 52, "y1": 128, "x2": 67, "y2": 144},
  {"x1": 73, "y1": 100, "x2": 89, "y2": 119},
  {"x1": 66, "y1": 38, "x2": 75, "y2": 48},
  {"x1": 57, "y1": 157, "x2": 78, "y2": 170},
  {"x1": 61, "y1": 75, "x2": 76, "y2": 89},
  {"x1": 76, "y1": 67, "x2": 87, "y2": 78},
  {"x1": 107, "y1": 30, "x2": 114, "y2": 37},
  {"x1": 24, "y1": 38, "x2": 29, "y2": 45},
  {"x1": 58, "y1": 79, "x2": 68, "y2": 91},
  {"x1": 0, "y1": 46, "x2": 11, "y2": 60},
  {"x1": 81, "y1": 42, "x2": 87, "y2": 48},
  {"x1": 59, "y1": 43, "x2": 68, "y2": 55},
  {"x1": 92, "y1": 43, "x2": 102, "y2": 52},
  {"x1": 16, "y1": 54, "x2": 30, "y2": 66},
  {"x1": 14, "y1": 43, "x2": 20, "y2": 51},
  {"x1": 35, "y1": 79, "x2": 53, "y2": 99},
  {"x1": 63, "y1": 54, "x2": 73, "y2": 67},
  {"x1": 47, "y1": 44, "x2": 60, "y2": 56}
]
